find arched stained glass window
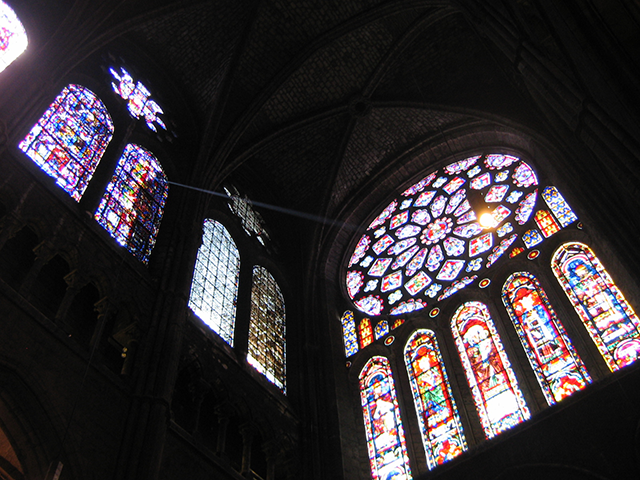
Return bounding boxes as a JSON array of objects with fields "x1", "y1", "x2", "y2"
[
  {"x1": 94, "y1": 143, "x2": 168, "y2": 263},
  {"x1": 188, "y1": 219, "x2": 240, "y2": 346},
  {"x1": 248, "y1": 266, "x2": 286, "y2": 392},
  {"x1": 341, "y1": 311, "x2": 359, "y2": 357},
  {"x1": 359, "y1": 318, "x2": 373, "y2": 348},
  {"x1": 0, "y1": 1, "x2": 27, "y2": 73},
  {"x1": 374, "y1": 320, "x2": 389, "y2": 340},
  {"x1": 451, "y1": 301, "x2": 530, "y2": 438},
  {"x1": 359, "y1": 356, "x2": 411, "y2": 480},
  {"x1": 502, "y1": 272, "x2": 591, "y2": 404},
  {"x1": 404, "y1": 330, "x2": 467, "y2": 469},
  {"x1": 18, "y1": 85, "x2": 114, "y2": 201},
  {"x1": 552, "y1": 242, "x2": 640, "y2": 371}
]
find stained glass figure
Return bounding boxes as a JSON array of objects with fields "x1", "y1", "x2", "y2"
[
  {"x1": 247, "y1": 266, "x2": 286, "y2": 391},
  {"x1": 451, "y1": 301, "x2": 530, "y2": 438},
  {"x1": 373, "y1": 235, "x2": 395, "y2": 255},
  {"x1": 0, "y1": 1, "x2": 27, "y2": 73},
  {"x1": 341, "y1": 311, "x2": 359, "y2": 357},
  {"x1": 502, "y1": 272, "x2": 591, "y2": 404},
  {"x1": 469, "y1": 233, "x2": 493, "y2": 257},
  {"x1": 485, "y1": 154, "x2": 518, "y2": 170},
  {"x1": 110, "y1": 66, "x2": 166, "y2": 132},
  {"x1": 19, "y1": 85, "x2": 114, "y2": 201},
  {"x1": 405, "y1": 330, "x2": 467, "y2": 469},
  {"x1": 542, "y1": 186, "x2": 578, "y2": 227},
  {"x1": 94, "y1": 144, "x2": 167, "y2": 263},
  {"x1": 416, "y1": 191, "x2": 436, "y2": 207},
  {"x1": 552, "y1": 242, "x2": 640, "y2": 370},
  {"x1": 375, "y1": 320, "x2": 390, "y2": 340},
  {"x1": 359, "y1": 357, "x2": 412, "y2": 480},
  {"x1": 534, "y1": 210, "x2": 560, "y2": 238},
  {"x1": 406, "y1": 248, "x2": 427, "y2": 277},
  {"x1": 188, "y1": 219, "x2": 240, "y2": 345}
]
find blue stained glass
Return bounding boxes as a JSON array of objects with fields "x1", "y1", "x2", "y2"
[
  {"x1": 341, "y1": 311, "x2": 359, "y2": 357},
  {"x1": 542, "y1": 186, "x2": 578, "y2": 227}
]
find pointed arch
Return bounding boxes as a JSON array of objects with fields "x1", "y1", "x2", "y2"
[
  {"x1": 502, "y1": 272, "x2": 591, "y2": 404},
  {"x1": 18, "y1": 85, "x2": 114, "y2": 201},
  {"x1": 404, "y1": 329, "x2": 466, "y2": 469},
  {"x1": 359, "y1": 356, "x2": 411, "y2": 480},
  {"x1": 0, "y1": 1, "x2": 28, "y2": 73},
  {"x1": 551, "y1": 242, "x2": 640, "y2": 371},
  {"x1": 451, "y1": 301, "x2": 530, "y2": 438},
  {"x1": 94, "y1": 143, "x2": 168, "y2": 264},
  {"x1": 188, "y1": 219, "x2": 240, "y2": 346}
]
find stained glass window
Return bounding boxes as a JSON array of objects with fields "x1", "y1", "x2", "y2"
[
  {"x1": 360, "y1": 318, "x2": 374, "y2": 348},
  {"x1": 94, "y1": 144, "x2": 168, "y2": 263},
  {"x1": 341, "y1": 311, "x2": 359, "y2": 357},
  {"x1": 552, "y1": 242, "x2": 640, "y2": 371},
  {"x1": 224, "y1": 185, "x2": 271, "y2": 247},
  {"x1": 542, "y1": 186, "x2": 577, "y2": 227},
  {"x1": 0, "y1": 1, "x2": 26, "y2": 73},
  {"x1": 502, "y1": 272, "x2": 591, "y2": 404},
  {"x1": 374, "y1": 320, "x2": 390, "y2": 340},
  {"x1": 110, "y1": 66, "x2": 166, "y2": 132},
  {"x1": 188, "y1": 219, "x2": 240, "y2": 346},
  {"x1": 359, "y1": 356, "x2": 412, "y2": 480},
  {"x1": 534, "y1": 210, "x2": 560, "y2": 238},
  {"x1": 18, "y1": 85, "x2": 114, "y2": 201},
  {"x1": 247, "y1": 266, "x2": 286, "y2": 391},
  {"x1": 451, "y1": 301, "x2": 530, "y2": 438},
  {"x1": 404, "y1": 330, "x2": 467, "y2": 469}
]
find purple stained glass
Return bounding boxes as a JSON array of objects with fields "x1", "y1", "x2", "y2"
[
  {"x1": 390, "y1": 298, "x2": 425, "y2": 315},
  {"x1": 430, "y1": 195, "x2": 447, "y2": 218},
  {"x1": 382, "y1": 271, "x2": 403, "y2": 292},
  {"x1": 446, "y1": 189, "x2": 466, "y2": 214},
  {"x1": 405, "y1": 271, "x2": 432, "y2": 295},
  {"x1": 456, "y1": 210, "x2": 476, "y2": 224},
  {"x1": 443, "y1": 237, "x2": 465, "y2": 257},
  {"x1": 0, "y1": 1, "x2": 27, "y2": 73},
  {"x1": 390, "y1": 210, "x2": 409, "y2": 229},
  {"x1": 485, "y1": 185, "x2": 509, "y2": 203},
  {"x1": 349, "y1": 234, "x2": 371, "y2": 267},
  {"x1": 486, "y1": 234, "x2": 518, "y2": 268},
  {"x1": 19, "y1": 85, "x2": 114, "y2": 201},
  {"x1": 506, "y1": 190, "x2": 523, "y2": 204},
  {"x1": 513, "y1": 162, "x2": 538, "y2": 187},
  {"x1": 388, "y1": 238, "x2": 417, "y2": 255},
  {"x1": 373, "y1": 234, "x2": 395, "y2": 255},
  {"x1": 406, "y1": 248, "x2": 428, "y2": 277},
  {"x1": 443, "y1": 177, "x2": 466, "y2": 194},
  {"x1": 470, "y1": 233, "x2": 493, "y2": 257},
  {"x1": 433, "y1": 176, "x2": 448, "y2": 189},
  {"x1": 454, "y1": 199, "x2": 472, "y2": 217},
  {"x1": 495, "y1": 170, "x2": 510, "y2": 182},
  {"x1": 484, "y1": 154, "x2": 519, "y2": 170},
  {"x1": 415, "y1": 190, "x2": 437, "y2": 207},
  {"x1": 396, "y1": 225, "x2": 422, "y2": 239},
  {"x1": 110, "y1": 67, "x2": 166, "y2": 132},
  {"x1": 454, "y1": 223, "x2": 482, "y2": 238},
  {"x1": 470, "y1": 172, "x2": 491, "y2": 190},
  {"x1": 347, "y1": 270, "x2": 364, "y2": 298},
  {"x1": 412, "y1": 209, "x2": 431, "y2": 225},
  {"x1": 421, "y1": 217, "x2": 453, "y2": 245},
  {"x1": 515, "y1": 190, "x2": 537, "y2": 225},
  {"x1": 368, "y1": 258, "x2": 393, "y2": 277},
  {"x1": 355, "y1": 295, "x2": 384, "y2": 316},
  {"x1": 436, "y1": 260, "x2": 465, "y2": 281},
  {"x1": 392, "y1": 245, "x2": 420, "y2": 270},
  {"x1": 427, "y1": 245, "x2": 444, "y2": 272},
  {"x1": 403, "y1": 172, "x2": 437, "y2": 196},
  {"x1": 94, "y1": 144, "x2": 168, "y2": 263},
  {"x1": 492, "y1": 205, "x2": 512, "y2": 225},
  {"x1": 437, "y1": 275, "x2": 477, "y2": 301},
  {"x1": 444, "y1": 156, "x2": 480, "y2": 174}
]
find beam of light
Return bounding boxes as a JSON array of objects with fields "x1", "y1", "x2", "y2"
[{"x1": 168, "y1": 181, "x2": 357, "y2": 230}]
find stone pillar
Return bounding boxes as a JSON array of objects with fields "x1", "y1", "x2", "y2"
[{"x1": 240, "y1": 423, "x2": 255, "y2": 478}]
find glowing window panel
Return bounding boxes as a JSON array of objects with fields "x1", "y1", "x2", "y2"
[
  {"x1": 412, "y1": 209, "x2": 431, "y2": 225},
  {"x1": 403, "y1": 173, "x2": 437, "y2": 196},
  {"x1": 416, "y1": 190, "x2": 437, "y2": 207},
  {"x1": 454, "y1": 199, "x2": 472, "y2": 218},
  {"x1": 390, "y1": 210, "x2": 409, "y2": 229},
  {"x1": 405, "y1": 271, "x2": 432, "y2": 295},
  {"x1": 552, "y1": 242, "x2": 640, "y2": 371},
  {"x1": 433, "y1": 177, "x2": 448, "y2": 188},
  {"x1": 469, "y1": 233, "x2": 493, "y2": 257},
  {"x1": 391, "y1": 245, "x2": 420, "y2": 270},
  {"x1": 393, "y1": 318, "x2": 405, "y2": 329},
  {"x1": 374, "y1": 228, "x2": 386, "y2": 238},
  {"x1": 349, "y1": 234, "x2": 371, "y2": 267},
  {"x1": 467, "y1": 165, "x2": 481, "y2": 178},
  {"x1": 375, "y1": 320, "x2": 390, "y2": 340},
  {"x1": 534, "y1": 210, "x2": 561, "y2": 238},
  {"x1": 451, "y1": 301, "x2": 530, "y2": 438},
  {"x1": 486, "y1": 234, "x2": 518, "y2": 268},
  {"x1": 365, "y1": 279, "x2": 378, "y2": 292},
  {"x1": 396, "y1": 225, "x2": 421, "y2": 239},
  {"x1": 502, "y1": 272, "x2": 591, "y2": 404},
  {"x1": 495, "y1": 170, "x2": 509, "y2": 182},
  {"x1": 361, "y1": 256, "x2": 374, "y2": 268},
  {"x1": 406, "y1": 248, "x2": 428, "y2": 277},
  {"x1": 373, "y1": 235, "x2": 395, "y2": 255},
  {"x1": 443, "y1": 177, "x2": 466, "y2": 195},
  {"x1": 444, "y1": 155, "x2": 479, "y2": 174},
  {"x1": 426, "y1": 283, "x2": 443, "y2": 298},
  {"x1": 454, "y1": 223, "x2": 482, "y2": 238},
  {"x1": 247, "y1": 266, "x2": 286, "y2": 392},
  {"x1": 359, "y1": 318, "x2": 374, "y2": 348},
  {"x1": 359, "y1": 357, "x2": 412, "y2": 480},
  {"x1": 512, "y1": 162, "x2": 538, "y2": 187},
  {"x1": 445, "y1": 189, "x2": 466, "y2": 214},
  {"x1": 485, "y1": 185, "x2": 509, "y2": 203},
  {"x1": 470, "y1": 172, "x2": 491, "y2": 190},
  {"x1": 94, "y1": 144, "x2": 167, "y2": 263},
  {"x1": 355, "y1": 296, "x2": 384, "y2": 316},
  {"x1": 19, "y1": 85, "x2": 114, "y2": 201},
  {"x1": 368, "y1": 258, "x2": 393, "y2": 277},
  {"x1": 0, "y1": 1, "x2": 27, "y2": 73},
  {"x1": 436, "y1": 260, "x2": 465, "y2": 281},
  {"x1": 110, "y1": 67, "x2": 166, "y2": 132},
  {"x1": 506, "y1": 190, "x2": 523, "y2": 204},
  {"x1": 437, "y1": 275, "x2": 477, "y2": 301},
  {"x1": 515, "y1": 190, "x2": 537, "y2": 225},
  {"x1": 443, "y1": 237, "x2": 465, "y2": 256},
  {"x1": 341, "y1": 311, "x2": 359, "y2": 357},
  {"x1": 381, "y1": 271, "x2": 403, "y2": 292},
  {"x1": 456, "y1": 210, "x2": 476, "y2": 225},
  {"x1": 430, "y1": 195, "x2": 447, "y2": 218},
  {"x1": 188, "y1": 219, "x2": 240, "y2": 345},
  {"x1": 388, "y1": 238, "x2": 417, "y2": 256},
  {"x1": 400, "y1": 199, "x2": 413, "y2": 210},
  {"x1": 485, "y1": 154, "x2": 519, "y2": 170},
  {"x1": 391, "y1": 299, "x2": 425, "y2": 315},
  {"x1": 510, "y1": 247, "x2": 524, "y2": 258},
  {"x1": 369, "y1": 200, "x2": 398, "y2": 230},
  {"x1": 405, "y1": 330, "x2": 467, "y2": 469},
  {"x1": 522, "y1": 229, "x2": 543, "y2": 249},
  {"x1": 347, "y1": 270, "x2": 364, "y2": 298},
  {"x1": 542, "y1": 186, "x2": 578, "y2": 227},
  {"x1": 496, "y1": 222, "x2": 513, "y2": 238},
  {"x1": 388, "y1": 290, "x2": 403, "y2": 305},
  {"x1": 492, "y1": 205, "x2": 511, "y2": 225},
  {"x1": 427, "y1": 245, "x2": 444, "y2": 272},
  {"x1": 466, "y1": 257, "x2": 483, "y2": 272}
]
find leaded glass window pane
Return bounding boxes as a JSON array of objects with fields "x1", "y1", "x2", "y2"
[
  {"x1": 18, "y1": 85, "x2": 114, "y2": 201},
  {"x1": 110, "y1": 66, "x2": 166, "y2": 132},
  {"x1": 0, "y1": 1, "x2": 27, "y2": 73},
  {"x1": 451, "y1": 301, "x2": 530, "y2": 438},
  {"x1": 405, "y1": 329, "x2": 467, "y2": 469},
  {"x1": 359, "y1": 356, "x2": 412, "y2": 480},
  {"x1": 552, "y1": 242, "x2": 640, "y2": 371},
  {"x1": 247, "y1": 266, "x2": 286, "y2": 392},
  {"x1": 341, "y1": 311, "x2": 359, "y2": 357},
  {"x1": 502, "y1": 272, "x2": 591, "y2": 404},
  {"x1": 188, "y1": 219, "x2": 240, "y2": 346},
  {"x1": 94, "y1": 144, "x2": 168, "y2": 263}
]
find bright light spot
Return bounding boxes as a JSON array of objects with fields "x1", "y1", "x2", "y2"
[{"x1": 479, "y1": 212, "x2": 495, "y2": 228}]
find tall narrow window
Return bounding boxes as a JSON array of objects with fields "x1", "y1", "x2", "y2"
[
  {"x1": 404, "y1": 330, "x2": 467, "y2": 469},
  {"x1": 502, "y1": 272, "x2": 591, "y2": 404},
  {"x1": 94, "y1": 144, "x2": 168, "y2": 263},
  {"x1": 359, "y1": 318, "x2": 373, "y2": 348},
  {"x1": 18, "y1": 85, "x2": 114, "y2": 201},
  {"x1": 188, "y1": 219, "x2": 240, "y2": 346},
  {"x1": 359, "y1": 356, "x2": 412, "y2": 480},
  {"x1": 0, "y1": 1, "x2": 27, "y2": 73},
  {"x1": 247, "y1": 266, "x2": 286, "y2": 392},
  {"x1": 451, "y1": 301, "x2": 530, "y2": 438},
  {"x1": 552, "y1": 242, "x2": 640, "y2": 370},
  {"x1": 340, "y1": 310, "x2": 359, "y2": 357}
]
